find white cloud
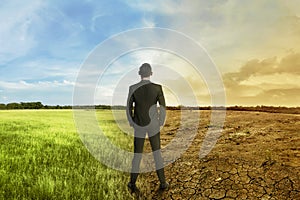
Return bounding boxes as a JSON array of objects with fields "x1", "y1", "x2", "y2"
[
  {"x1": 0, "y1": 79, "x2": 75, "y2": 104},
  {"x1": 0, "y1": 80, "x2": 74, "y2": 90},
  {"x1": 125, "y1": 0, "x2": 179, "y2": 15},
  {"x1": 223, "y1": 52, "x2": 300, "y2": 106},
  {"x1": 125, "y1": 0, "x2": 300, "y2": 73},
  {"x1": 1, "y1": 96, "x2": 8, "y2": 101},
  {"x1": 0, "y1": 1, "x2": 45, "y2": 64},
  {"x1": 141, "y1": 17, "x2": 156, "y2": 28},
  {"x1": 0, "y1": 0, "x2": 91, "y2": 65}
]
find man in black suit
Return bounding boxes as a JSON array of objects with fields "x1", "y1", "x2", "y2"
[{"x1": 126, "y1": 63, "x2": 169, "y2": 191}]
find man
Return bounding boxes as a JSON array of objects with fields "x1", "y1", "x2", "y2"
[{"x1": 126, "y1": 63, "x2": 169, "y2": 192}]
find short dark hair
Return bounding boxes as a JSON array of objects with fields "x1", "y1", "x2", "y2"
[{"x1": 138, "y1": 63, "x2": 152, "y2": 77}]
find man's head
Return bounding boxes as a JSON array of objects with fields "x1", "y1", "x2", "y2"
[{"x1": 138, "y1": 63, "x2": 152, "y2": 78}]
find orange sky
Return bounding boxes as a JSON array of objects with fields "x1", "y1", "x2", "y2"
[{"x1": 126, "y1": 0, "x2": 300, "y2": 107}]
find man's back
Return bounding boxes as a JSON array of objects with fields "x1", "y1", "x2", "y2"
[{"x1": 127, "y1": 80, "x2": 165, "y2": 127}]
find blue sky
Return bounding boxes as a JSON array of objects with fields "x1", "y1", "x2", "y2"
[{"x1": 1, "y1": 0, "x2": 300, "y2": 106}]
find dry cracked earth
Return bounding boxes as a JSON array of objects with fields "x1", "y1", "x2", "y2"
[{"x1": 129, "y1": 110, "x2": 300, "y2": 200}]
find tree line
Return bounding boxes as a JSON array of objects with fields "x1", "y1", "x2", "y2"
[
  {"x1": 0, "y1": 102, "x2": 299, "y2": 114},
  {"x1": 0, "y1": 102, "x2": 122, "y2": 110},
  {"x1": 0, "y1": 102, "x2": 71, "y2": 110}
]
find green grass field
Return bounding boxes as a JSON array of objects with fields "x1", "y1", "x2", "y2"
[{"x1": 0, "y1": 110, "x2": 134, "y2": 200}]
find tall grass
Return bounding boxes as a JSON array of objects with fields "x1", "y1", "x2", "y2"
[{"x1": 0, "y1": 110, "x2": 134, "y2": 200}]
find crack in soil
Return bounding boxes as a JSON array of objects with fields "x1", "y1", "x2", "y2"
[{"x1": 129, "y1": 110, "x2": 300, "y2": 200}]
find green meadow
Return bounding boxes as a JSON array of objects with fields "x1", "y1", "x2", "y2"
[{"x1": 0, "y1": 110, "x2": 134, "y2": 200}]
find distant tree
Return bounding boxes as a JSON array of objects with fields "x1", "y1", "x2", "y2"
[
  {"x1": 0, "y1": 104, "x2": 6, "y2": 110},
  {"x1": 55, "y1": 105, "x2": 62, "y2": 109},
  {"x1": 95, "y1": 105, "x2": 111, "y2": 109},
  {"x1": 35, "y1": 102, "x2": 44, "y2": 109},
  {"x1": 6, "y1": 102, "x2": 22, "y2": 109},
  {"x1": 111, "y1": 105, "x2": 125, "y2": 110},
  {"x1": 20, "y1": 102, "x2": 44, "y2": 109}
]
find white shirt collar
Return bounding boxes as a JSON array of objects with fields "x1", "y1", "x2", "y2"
[{"x1": 141, "y1": 77, "x2": 150, "y2": 81}]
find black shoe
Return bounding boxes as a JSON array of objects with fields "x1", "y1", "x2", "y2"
[
  {"x1": 160, "y1": 182, "x2": 169, "y2": 190},
  {"x1": 127, "y1": 182, "x2": 137, "y2": 192}
]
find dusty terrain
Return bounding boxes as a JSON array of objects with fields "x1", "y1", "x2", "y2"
[{"x1": 131, "y1": 110, "x2": 300, "y2": 199}]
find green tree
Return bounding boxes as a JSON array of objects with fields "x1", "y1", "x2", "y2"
[
  {"x1": 6, "y1": 103, "x2": 22, "y2": 109},
  {"x1": 0, "y1": 104, "x2": 6, "y2": 110}
]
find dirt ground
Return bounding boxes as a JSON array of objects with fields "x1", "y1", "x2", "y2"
[{"x1": 130, "y1": 110, "x2": 300, "y2": 200}]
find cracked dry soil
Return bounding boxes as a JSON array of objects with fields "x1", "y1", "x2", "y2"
[{"x1": 129, "y1": 110, "x2": 300, "y2": 200}]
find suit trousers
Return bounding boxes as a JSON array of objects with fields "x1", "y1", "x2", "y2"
[{"x1": 130, "y1": 127, "x2": 166, "y2": 184}]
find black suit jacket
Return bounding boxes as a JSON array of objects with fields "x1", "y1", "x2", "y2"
[{"x1": 126, "y1": 80, "x2": 166, "y2": 128}]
